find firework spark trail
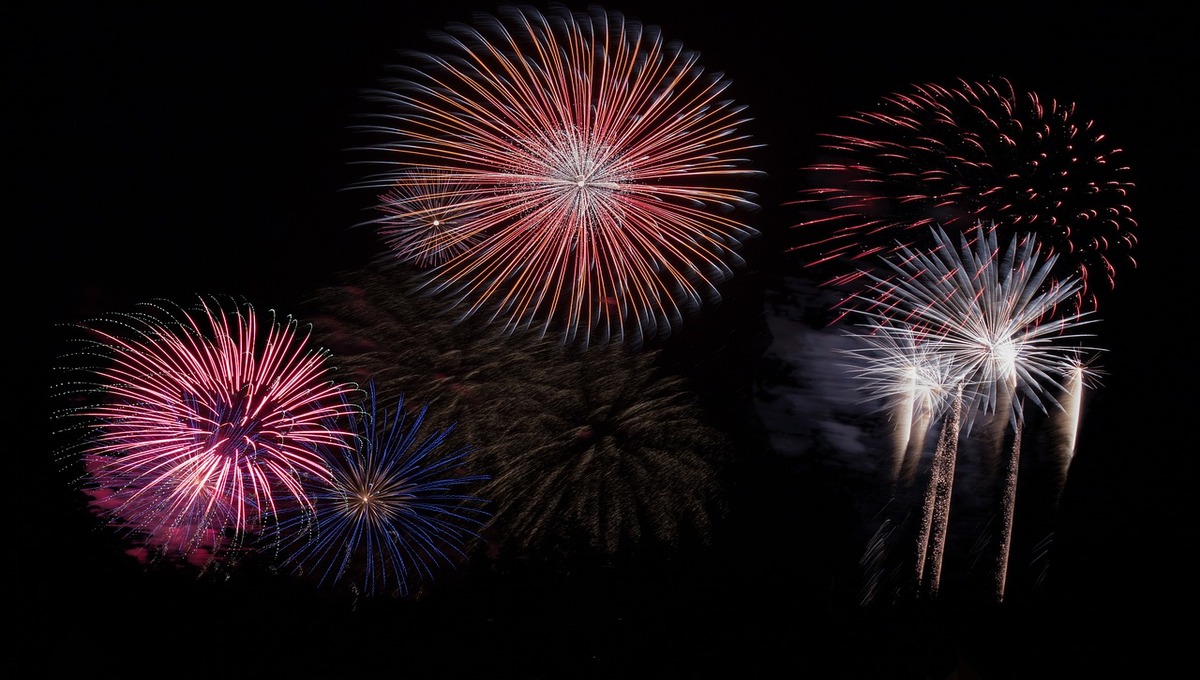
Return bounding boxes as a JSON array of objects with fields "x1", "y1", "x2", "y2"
[
  {"x1": 354, "y1": 4, "x2": 763, "y2": 346},
  {"x1": 793, "y1": 77, "x2": 1137, "y2": 321},
  {"x1": 995, "y1": 424, "x2": 1022, "y2": 602},
  {"x1": 891, "y1": 393, "x2": 917, "y2": 483},
  {"x1": 1057, "y1": 364, "x2": 1086, "y2": 464},
  {"x1": 859, "y1": 517, "x2": 894, "y2": 606},
  {"x1": 276, "y1": 384, "x2": 490, "y2": 598},
  {"x1": 52, "y1": 296, "x2": 360, "y2": 565},
  {"x1": 917, "y1": 384, "x2": 961, "y2": 598}
]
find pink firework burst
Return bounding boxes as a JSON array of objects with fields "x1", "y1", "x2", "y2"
[
  {"x1": 55, "y1": 296, "x2": 360, "y2": 566},
  {"x1": 354, "y1": 4, "x2": 764, "y2": 346},
  {"x1": 792, "y1": 77, "x2": 1137, "y2": 318}
]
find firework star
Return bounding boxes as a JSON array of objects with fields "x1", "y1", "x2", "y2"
[
  {"x1": 51, "y1": 296, "x2": 360, "y2": 567},
  {"x1": 274, "y1": 384, "x2": 490, "y2": 598},
  {"x1": 353, "y1": 3, "x2": 764, "y2": 347},
  {"x1": 793, "y1": 76, "x2": 1137, "y2": 318}
]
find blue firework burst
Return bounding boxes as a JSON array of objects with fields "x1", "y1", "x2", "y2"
[{"x1": 278, "y1": 384, "x2": 490, "y2": 598}]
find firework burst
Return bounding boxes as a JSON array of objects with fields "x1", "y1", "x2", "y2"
[
  {"x1": 462, "y1": 344, "x2": 732, "y2": 562},
  {"x1": 794, "y1": 76, "x2": 1137, "y2": 318},
  {"x1": 51, "y1": 296, "x2": 360, "y2": 566},
  {"x1": 275, "y1": 384, "x2": 490, "y2": 598},
  {"x1": 353, "y1": 3, "x2": 763, "y2": 347},
  {"x1": 860, "y1": 222, "x2": 1101, "y2": 431},
  {"x1": 373, "y1": 170, "x2": 489, "y2": 269}
]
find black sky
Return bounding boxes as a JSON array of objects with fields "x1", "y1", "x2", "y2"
[{"x1": 12, "y1": 2, "x2": 1195, "y2": 678}]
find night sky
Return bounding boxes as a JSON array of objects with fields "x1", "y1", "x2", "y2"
[{"x1": 14, "y1": 2, "x2": 1194, "y2": 678}]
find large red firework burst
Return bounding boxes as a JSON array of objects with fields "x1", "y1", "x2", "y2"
[
  {"x1": 54, "y1": 296, "x2": 360, "y2": 566},
  {"x1": 792, "y1": 77, "x2": 1137, "y2": 317},
  {"x1": 354, "y1": 4, "x2": 763, "y2": 347}
]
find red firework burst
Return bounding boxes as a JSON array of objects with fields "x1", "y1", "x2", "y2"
[
  {"x1": 792, "y1": 77, "x2": 1137, "y2": 317},
  {"x1": 56, "y1": 296, "x2": 360, "y2": 566},
  {"x1": 354, "y1": 4, "x2": 763, "y2": 346}
]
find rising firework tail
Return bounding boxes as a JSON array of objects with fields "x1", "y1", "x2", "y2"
[
  {"x1": 1047, "y1": 355, "x2": 1104, "y2": 499},
  {"x1": 350, "y1": 3, "x2": 764, "y2": 347},
  {"x1": 839, "y1": 321, "x2": 960, "y2": 487}
]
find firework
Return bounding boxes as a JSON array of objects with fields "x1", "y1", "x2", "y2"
[
  {"x1": 51, "y1": 296, "x2": 360, "y2": 566},
  {"x1": 1048, "y1": 357, "x2": 1103, "y2": 502},
  {"x1": 275, "y1": 384, "x2": 490, "y2": 598},
  {"x1": 462, "y1": 344, "x2": 731, "y2": 562},
  {"x1": 794, "y1": 77, "x2": 1137, "y2": 318},
  {"x1": 373, "y1": 170, "x2": 489, "y2": 268},
  {"x1": 915, "y1": 384, "x2": 962, "y2": 599},
  {"x1": 844, "y1": 222, "x2": 1102, "y2": 600},
  {"x1": 353, "y1": 4, "x2": 763, "y2": 346}
]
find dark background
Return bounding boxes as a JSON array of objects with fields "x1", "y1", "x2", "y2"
[{"x1": 12, "y1": 2, "x2": 1194, "y2": 678}]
